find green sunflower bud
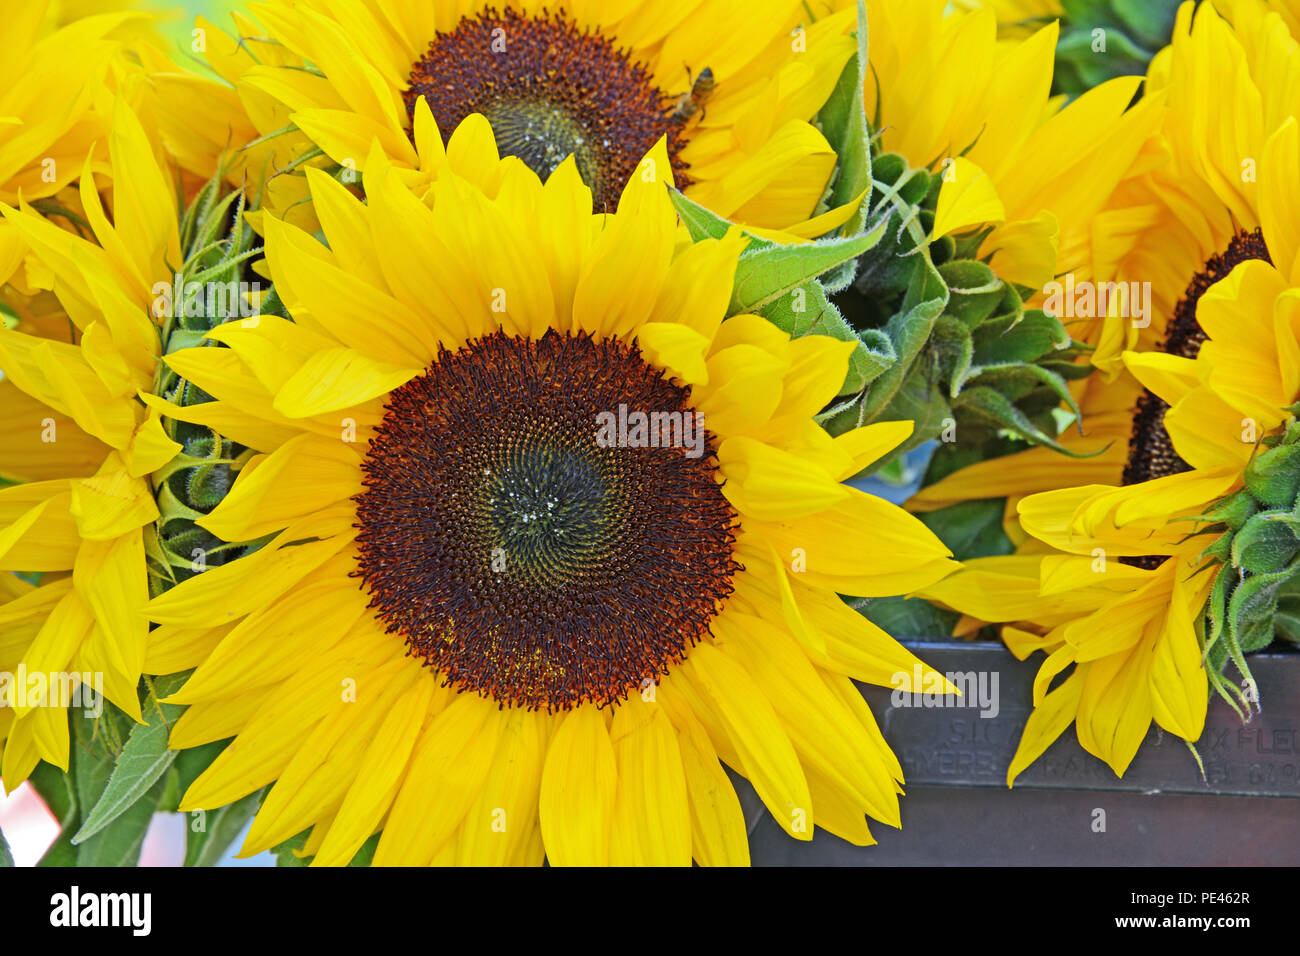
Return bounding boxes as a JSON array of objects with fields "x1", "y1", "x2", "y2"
[
  {"x1": 815, "y1": 149, "x2": 1096, "y2": 480},
  {"x1": 1230, "y1": 511, "x2": 1300, "y2": 576},
  {"x1": 1243, "y1": 443, "x2": 1300, "y2": 509},
  {"x1": 1199, "y1": 428, "x2": 1300, "y2": 715},
  {"x1": 146, "y1": 168, "x2": 272, "y2": 597}
]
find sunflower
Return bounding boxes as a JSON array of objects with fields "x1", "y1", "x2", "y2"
[
  {"x1": 189, "y1": 0, "x2": 861, "y2": 238},
  {"x1": 802, "y1": 0, "x2": 1160, "y2": 484},
  {"x1": 126, "y1": 9, "x2": 314, "y2": 230},
  {"x1": 143, "y1": 117, "x2": 958, "y2": 866},
  {"x1": 836, "y1": 0, "x2": 1160, "y2": 289},
  {"x1": 1085, "y1": 0, "x2": 1300, "y2": 372},
  {"x1": 0, "y1": 97, "x2": 188, "y2": 788},
  {"x1": 912, "y1": 0, "x2": 1300, "y2": 509},
  {"x1": 915, "y1": 0, "x2": 1300, "y2": 782}
]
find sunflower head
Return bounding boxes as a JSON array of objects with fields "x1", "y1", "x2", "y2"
[
  {"x1": 352, "y1": 328, "x2": 739, "y2": 712},
  {"x1": 144, "y1": 113, "x2": 957, "y2": 866},
  {"x1": 198, "y1": 0, "x2": 864, "y2": 238}
]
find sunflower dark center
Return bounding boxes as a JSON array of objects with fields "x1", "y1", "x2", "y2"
[
  {"x1": 1119, "y1": 228, "x2": 1271, "y2": 569},
  {"x1": 353, "y1": 330, "x2": 737, "y2": 711},
  {"x1": 404, "y1": 7, "x2": 694, "y2": 211}
]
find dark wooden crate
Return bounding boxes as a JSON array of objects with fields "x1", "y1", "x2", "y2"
[{"x1": 739, "y1": 641, "x2": 1300, "y2": 865}]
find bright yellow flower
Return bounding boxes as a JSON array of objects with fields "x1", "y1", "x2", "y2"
[
  {"x1": 146, "y1": 118, "x2": 958, "y2": 865},
  {"x1": 184, "y1": 0, "x2": 863, "y2": 239},
  {"x1": 915, "y1": 0, "x2": 1300, "y2": 783},
  {"x1": 1088, "y1": 0, "x2": 1300, "y2": 373},
  {"x1": 835, "y1": 0, "x2": 1160, "y2": 289},
  {"x1": 0, "y1": 3, "x2": 144, "y2": 211},
  {"x1": 0, "y1": 98, "x2": 187, "y2": 788}
]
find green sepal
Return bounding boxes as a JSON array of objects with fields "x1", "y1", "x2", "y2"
[
  {"x1": 1230, "y1": 510, "x2": 1300, "y2": 576},
  {"x1": 1242, "y1": 443, "x2": 1300, "y2": 509},
  {"x1": 936, "y1": 259, "x2": 1003, "y2": 329}
]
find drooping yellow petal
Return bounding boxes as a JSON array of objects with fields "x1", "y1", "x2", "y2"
[
  {"x1": 1007, "y1": 668, "x2": 1086, "y2": 787},
  {"x1": 682, "y1": 641, "x2": 812, "y2": 840}
]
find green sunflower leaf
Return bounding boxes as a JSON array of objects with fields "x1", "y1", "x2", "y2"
[
  {"x1": 74, "y1": 776, "x2": 168, "y2": 868},
  {"x1": 950, "y1": 385, "x2": 1074, "y2": 454},
  {"x1": 1052, "y1": 0, "x2": 1180, "y2": 96},
  {"x1": 855, "y1": 594, "x2": 958, "y2": 640},
  {"x1": 728, "y1": 218, "x2": 888, "y2": 315},
  {"x1": 29, "y1": 760, "x2": 78, "y2": 867},
  {"x1": 29, "y1": 758, "x2": 74, "y2": 822},
  {"x1": 0, "y1": 826, "x2": 13, "y2": 867},
  {"x1": 54, "y1": 703, "x2": 163, "y2": 867},
  {"x1": 63, "y1": 721, "x2": 118, "y2": 865},
  {"x1": 71, "y1": 673, "x2": 189, "y2": 846},
  {"x1": 668, "y1": 188, "x2": 766, "y2": 245}
]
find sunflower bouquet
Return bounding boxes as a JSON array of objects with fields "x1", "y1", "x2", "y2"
[{"x1": 0, "y1": 0, "x2": 1295, "y2": 872}]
